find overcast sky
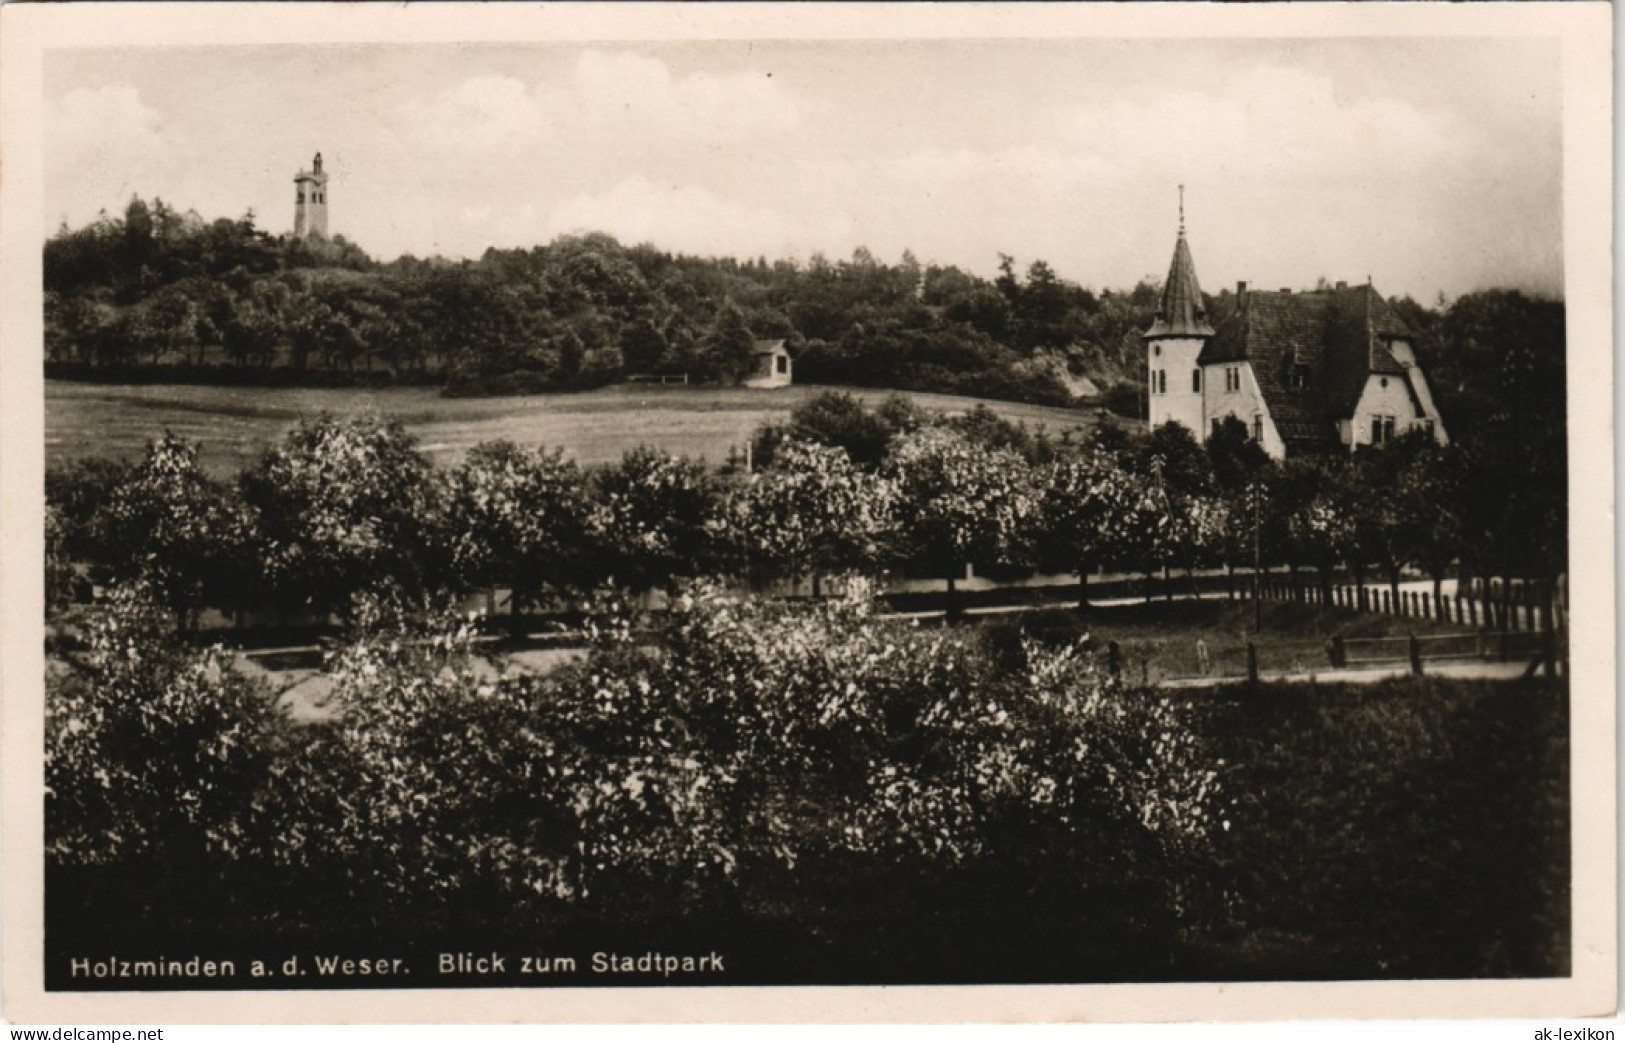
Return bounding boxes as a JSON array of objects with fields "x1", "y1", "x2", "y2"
[{"x1": 45, "y1": 37, "x2": 1563, "y2": 302}]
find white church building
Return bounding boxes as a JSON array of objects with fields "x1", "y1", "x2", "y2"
[{"x1": 1145, "y1": 210, "x2": 1448, "y2": 458}]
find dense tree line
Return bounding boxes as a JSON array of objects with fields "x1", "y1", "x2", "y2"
[
  {"x1": 47, "y1": 379, "x2": 1564, "y2": 636},
  {"x1": 47, "y1": 199, "x2": 1164, "y2": 405}
]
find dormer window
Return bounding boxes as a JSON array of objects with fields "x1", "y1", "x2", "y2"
[{"x1": 1289, "y1": 365, "x2": 1310, "y2": 390}]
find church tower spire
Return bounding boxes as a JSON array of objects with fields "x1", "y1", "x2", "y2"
[
  {"x1": 1146, "y1": 185, "x2": 1214, "y2": 339},
  {"x1": 1144, "y1": 186, "x2": 1215, "y2": 439},
  {"x1": 293, "y1": 152, "x2": 329, "y2": 240}
]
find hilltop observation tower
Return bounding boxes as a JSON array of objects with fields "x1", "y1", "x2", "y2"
[{"x1": 293, "y1": 152, "x2": 329, "y2": 240}]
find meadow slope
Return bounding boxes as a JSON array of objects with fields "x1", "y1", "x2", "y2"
[{"x1": 46, "y1": 381, "x2": 1113, "y2": 475}]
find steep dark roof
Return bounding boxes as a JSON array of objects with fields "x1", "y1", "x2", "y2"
[
  {"x1": 1145, "y1": 233, "x2": 1215, "y2": 338},
  {"x1": 1200, "y1": 283, "x2": 1415, "y2": 453}
]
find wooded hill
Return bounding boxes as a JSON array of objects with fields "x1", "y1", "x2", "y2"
[
  {"x1": 45, "y1": 198, "x2": 1136, "y2": 405},
  {"x1": 44, "y1": 196, "x2": 1565, "y2": 438}
]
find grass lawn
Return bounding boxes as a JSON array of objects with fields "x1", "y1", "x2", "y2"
[
  {"x1": 46, "y1": 379, "x2": 1114, "y2": 476},
  {"x1": 981, "y1": 598, "x2": 1481, "y2": 683}
]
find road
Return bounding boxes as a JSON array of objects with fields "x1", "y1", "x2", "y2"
[{"x1": 1159, "y1": 657, "x2": 1550, "y2": 690}]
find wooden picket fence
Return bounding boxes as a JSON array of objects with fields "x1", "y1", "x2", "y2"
[
  {"x1": 1156, "y1": 626, "x2": 1555, "y2": 685},
  {"x1": 1249, "y1": 575, "x2": 1558, "y2": 633}
]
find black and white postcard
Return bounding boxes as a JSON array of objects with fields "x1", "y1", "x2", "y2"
[{"x1": 0, "y1": 1, "x2": 1613, "y2": 1025}]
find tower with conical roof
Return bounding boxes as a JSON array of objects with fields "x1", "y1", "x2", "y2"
[
  {"x1": 293, "y1": 152, "x2": 329, "y2": 239},
  {"x1": 1145, "y1": 187, "x2": 1214, "y2": 438}
]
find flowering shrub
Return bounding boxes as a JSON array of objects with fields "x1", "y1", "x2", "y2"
[
  {"x1": 1171, "y1": 492, "x2": 1229, "y2": 570},
  {"x1": 642, "y1": 578, "x2": 971, "y2": 874},
  {"x1": 262, "y1": 581, "x2": 1223, "y2": 923},
  {"x1": 87, "y1": 433, "x2": 257, "y2": 631},
  {"x1": 625, "y1": 584, "x2": 1223, "y2": 911},
  {"x1": 45, "y1": 505, "x2": 76, "y2": 613},
  {"x1": 1288, "y1": 487, "x2": 1357, "y2": 593},
  {"x1": 838, "y1": 618, "x2": 1224, "y2": 888},
  {"x1": 46, "y1": 581, "x2": 281, "y2": 866},
  {"x1": 265, "y1": 589, "x2": 583, "y2": 905}
]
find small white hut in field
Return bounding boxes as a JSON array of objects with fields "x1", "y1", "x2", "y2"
[{"x1": 744, "y1": 339, "x2": 793, "y2": 389}]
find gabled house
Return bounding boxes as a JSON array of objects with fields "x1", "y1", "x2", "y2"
[
  {"x1": 1145, "y1": 215, "x2": 1447, "y2": 458},
  {"x1": 744, "y1": 339, "x2": 793, "y2": 389}
]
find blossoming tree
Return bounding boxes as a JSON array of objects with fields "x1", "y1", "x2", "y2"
[
  {"x1": 89, "y1": 433, "x2": 256, "y2": 632},
  {"x1": 239, "y1": 414, "x2": 440, "y2": 617},
  {"x1": 884, "y1": 426, "x2": 1039, "y2": 618},
  {"x1": 1036, "y1": 447, "x2": 1145, "y2": 611},
  {"x1": 441, "y1": 440, "x2": 590, "y2": 630},
  {"x1": 587, "y1": 446, "x2": 722, "y2": 596},
  {"x1": 720, "y1": 437, "x2": 898, "y2": 593}
]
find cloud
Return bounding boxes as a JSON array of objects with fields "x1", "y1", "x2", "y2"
[
  {"x1": 42, "y1": 43, "x2": 1560, "y2": 301},
  {"x1": 55, "y1": 84, "x2": 163, "y2": 146},
  {"x1": 400, "y1": 50, "x2": 801, "y2": 175},
  {"x1": 47, "y1": 86, "x2": 185, "y2": 224},
  {"x1": 541, "y1": 175, "x2": 851, "y2": 259},
  {"x1": 567, "y1": 49, "x2": 801, "y2": 143},
  {"x1": 401, "y1": 75, "x2": 551, "y2": 156},
  {"x1": 411, "y1": 174, "x2": 849, "y2": 261},
  {"x1": 1068, "y1": 64, "x2": 1464, "y2": 182},
  {"x1": 389, "y1": 51, "x2": 813, "y2": 258}
]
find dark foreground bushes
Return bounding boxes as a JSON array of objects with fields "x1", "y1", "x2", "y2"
[
  {"x1": 1183, "y1": 676, "x2": 1569, "y2": 979},
  {"x1": 45, "y1": 581, "x2": 1567, "y2": 985},
  {"x1": 47, "y1": 580, "x2": 1218, "y2": 983}
]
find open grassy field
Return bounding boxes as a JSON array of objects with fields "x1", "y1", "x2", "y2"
[{"x1": 46, "y1": 380, "x2": 1114, "y2": 476}]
